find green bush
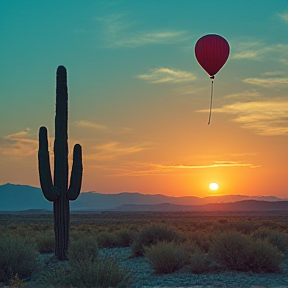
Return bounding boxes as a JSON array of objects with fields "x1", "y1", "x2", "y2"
[
  {"x1": 68, "y1": 236, "x2": 98, "y2": 264},
  {"x1": 245, "y1": 239, "x2": 284, "y2": 272},
  {"x1": 251, "y1": 228, "x2": 288, "y2": 253},
  {"x1": 0, "y1": 235, "x2": 39, "y2": 283},
  {"x1": 144, "y1": 241, "x2": 188, "y2": 274},
  {"x1": 210, "y1": 231, "x2": 283, "y2": 272},
  {"x1": 132, "y1": 224, "x2": 179, "y2": 256},
  {"x1": 96, "y1": 231, "x2": 117, "y2": 248}
]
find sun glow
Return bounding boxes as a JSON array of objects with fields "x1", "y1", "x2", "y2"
[{"x1": 209, "y1": 183, "x2": 219, "y2": 191}]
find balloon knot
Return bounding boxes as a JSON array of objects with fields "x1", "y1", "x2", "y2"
[{"x1": 210, "y1": 75, "x2": 215, "y2": 79}]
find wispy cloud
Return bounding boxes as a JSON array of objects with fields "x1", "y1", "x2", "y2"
[
  {"x1": 153, "y1": 161, "x2": 259, "y2": 170},
  {"x1": 231, "y1": 41, "x2": 288, "y2": 63},
  {"x1": 137, "y1": 68, "x2": 197, "y2": 84},
  {"x1": 231, "y1": 41, "x2": 263, "y2": 59},
  {"x1": 278, "y1": 11, "x2": 288, "y2": 22},
  {"x1": 96, "y1": 13, "x2": 189, "y2": 48},
  {"x1": 4, "y1": 129, "x2": 31, "y2": 139},
  {"x1": 261, "y1": 71, "x2": 286, "y2": 77},
  {"x1": 202, "y1": 100, "x2": 288, "y2": 136},
  {"x1": 224, "y1": 90, "x2": 262, "y2": 101},
  {"x1": 74, "y1": 120, "x2": 132, "y2": 133},
  {"x1": 0, "y1": 128, "x2": 38, "y2": 157},
  {"x1": 113, "y1": 31, "x2": 188, "y2": 47},
  {"x1": 114, "y1": 159, "x2": 259, "y2": 176},
  {"x1": 84, "y1": 141, "x2": 146, "y2": 160},
  {"x1": 75, "y1": 121, "x2": 108, "y2": 130},
  {"x1": 243, "y1": 77, "x2": 288, "y2": 87}
]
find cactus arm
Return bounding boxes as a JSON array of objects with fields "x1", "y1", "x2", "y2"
[
  {"x1": 67, "y1": 144, "x2": 83, "y2": 200},
  {"x1": 38, "y1": 126, "x2": 60, "y2": 201}
]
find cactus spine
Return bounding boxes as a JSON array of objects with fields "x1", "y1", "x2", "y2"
[{"x1": 38, "y1": 65, "x2": 83, "y2": 260}]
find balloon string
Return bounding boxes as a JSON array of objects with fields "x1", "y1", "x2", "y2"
[{"x1": 208, "y1": 80, "x2": 214, "y2": 125}]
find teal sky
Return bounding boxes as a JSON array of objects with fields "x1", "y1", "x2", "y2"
[{"x1": 0, "y1": 1, "x2": 287, "y2": 197}]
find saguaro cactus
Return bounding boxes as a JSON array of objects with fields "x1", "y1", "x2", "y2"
[{"x1": 38, "y1": 65, "x2": 83, "y2": 260}]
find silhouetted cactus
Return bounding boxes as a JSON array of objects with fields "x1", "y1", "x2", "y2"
[{"x1": 38, "y1": 65, "x2": 83, "y2": 260}]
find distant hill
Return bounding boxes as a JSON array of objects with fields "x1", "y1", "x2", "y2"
[
  {"x1": 113, "y1": 200, "x2": 288, "y2": 212},
  {"x1": 0, "y1": 183, "x2": 286, "y2": 211}
]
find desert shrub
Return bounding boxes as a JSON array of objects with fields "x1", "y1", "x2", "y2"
[
  {"x1": 184, "y1": 231, "x2": 212, "y2": 253},
  {"x1": 251, "y1": 228, "x2": 288, "y2": 253},
  {"x1": 188, "y1": 248, "x2": 212, "y2": 274},
  {"x1": 0, "y1": 235, "x2": 39, "y2": 283},
  {"x1": 227, "y1": 220, "x2": 257, "y2": 235},
  {"x1": 144, "y1": 241, "x2": 188, "y2": 274},
  {"x1": 35, "y1": 234, "x2": 54, "y2": 253},
  {"x1": 63, "y1": 236, "x2": 132, "y2": 287},
  {"x1": 67, "y1": 257, "x2": 133, "y2": 288},
  {"x1": 64, "y1": 238, "x2": 132, "y2": 288},
  {"x1": 210, "y1": 231, "x2": 283, "y2": 272},
  {"x1": 245, "y1": 239, "x2": 284, "y2": 272},
  {"x1": 132, "y1": 224, "x2": 179, "y2": 256},
  {"x1": 68, "y1": 236, "x2": 98, "y2": 264},
  {"x1": 217, "y1": 218, "x2": 228, "y2": 224},
  {"x1": 115, "y1": 229, "x2": 136, "y2": 247},
  {"x1": 96, "y1": 231, "x2": 117, "y2": 248}
]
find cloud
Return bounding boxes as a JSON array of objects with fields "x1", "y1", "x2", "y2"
[
  {"x1": 0, "y1": 128, "x2": 38, "y2": 157},
  {"x1": 231, "y1": 41, "x2": 288, "y2": 63},
  {"x1": 96, "y1": 13, "x2": 189, "y2": 48},
  {"x1": 137, "y1": 68, "x2": 197, "y2": 84},
  {"x1": 232, "y1": 52, "x2": 258, "y2": 59},
  {"x1": 243, "y1": 77, "x2": 288, "y2": 87},
  {"x1": 204, "y1": 100, "x2": 288, "y2": 136},
  {"x1": 231, "y1": 41, "x2": 263, "y2": 59},
  {"x1": 85, "y1": 141, "x2": 146, "y2": 160},
  {"x1": 113, "y1": 31, "x2": 188, "y2": 47},
  {"x1": 74, "y1": 120, "x2": 132, "y2": 133},
  {"x1": 278, "y1": 11, "x2": 288, "y2": 22},
  {"x1": 114, "y1": 160, "x2": 259, "y2": 176},
  {"x1": 261, "y1": 71, "x2": 286, "y2": 77},
  {"x1": 75, "y1": 121, "x2": 108, "y2": 130},
  {"x1": 153, "y1": 161, "x2": 258, "y2": 170},
  {"x1": 224, "y1": 90, "x2": 262, "y2": 101},
  {"x1": 4, "y1": 128, "x2": 31, "y2": 139}
]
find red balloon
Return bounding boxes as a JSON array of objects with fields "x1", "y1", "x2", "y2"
[{"x1": 195, "y1": 34, "x2": 230, "y2": 78}]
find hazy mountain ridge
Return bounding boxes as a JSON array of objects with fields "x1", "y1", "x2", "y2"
[
  {"x1": 113, "y1": 200, "x2": 288, "y2": 212},
  {"x1": 0, "y1": 183, "x2": 286, "y2": 211}
]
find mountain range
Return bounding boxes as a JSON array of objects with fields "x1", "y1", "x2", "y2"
[{"x1": 0, "y1": 183, "x2": 287, "y2": 212}]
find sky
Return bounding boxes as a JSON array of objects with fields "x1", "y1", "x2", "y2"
[{"x1": 0, "y1": 0, "x2": 287, "y2": 198}]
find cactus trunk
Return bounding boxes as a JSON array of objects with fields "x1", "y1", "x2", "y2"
[{"x1": 38, "y1": 66, "x2": 83, "y2": 261}]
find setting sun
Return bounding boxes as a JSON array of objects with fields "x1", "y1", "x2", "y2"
[{"x1": 209, "y1": 183, "x2": 219, "y2": 191}]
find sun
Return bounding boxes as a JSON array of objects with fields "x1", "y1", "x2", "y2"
[{"x1": 209, "y1": 183, "x2": 219, "y2": 191}]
